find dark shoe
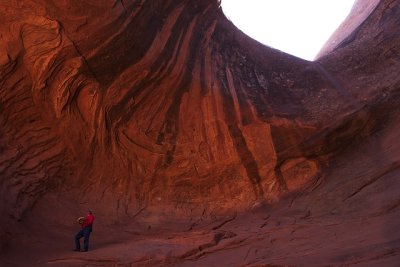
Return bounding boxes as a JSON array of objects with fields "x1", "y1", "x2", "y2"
[
  {"x1": 73, "y1": 249, "x2": 80, "y2": 252},
  {"x1": 81, "y1": 250, "x2": 88, "y2": 252}
]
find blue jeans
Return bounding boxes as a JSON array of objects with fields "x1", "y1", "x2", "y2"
[{"x1": 75, "y1": 227, "x2": 92, "y2": 251}]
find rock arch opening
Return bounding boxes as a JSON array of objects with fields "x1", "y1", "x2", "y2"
[{"x1": 221, "y1": 0, "x2": 356, "y2": 60}]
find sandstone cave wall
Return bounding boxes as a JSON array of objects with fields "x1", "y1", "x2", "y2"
[{"x1": 1, "y1": 0, "x2": 399, "y2": 226}]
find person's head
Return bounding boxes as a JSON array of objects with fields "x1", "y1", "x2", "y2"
[{"x1": 88, "y1": 210, "x2": 93, "y2": 215}]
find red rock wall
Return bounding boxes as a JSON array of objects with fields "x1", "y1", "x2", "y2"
[{"x1": 1, "y1": 0, "x2": 399, "y2": 230}]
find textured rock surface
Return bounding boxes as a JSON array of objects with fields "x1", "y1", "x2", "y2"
[{"x1": 1, "y1": 0, "x2": 400, "y2": 266}]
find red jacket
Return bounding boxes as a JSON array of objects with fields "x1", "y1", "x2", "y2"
[{"x1": 82, "y1": 214, "x2": 94, "y2": 229}]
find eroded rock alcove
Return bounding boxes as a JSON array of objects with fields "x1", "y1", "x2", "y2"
[{"x1": 1, "y1": 0, "x2": 399, "y2": 266}]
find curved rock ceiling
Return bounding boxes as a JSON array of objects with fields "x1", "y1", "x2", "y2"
[{"x1": 0, "y1": 0, "x2": 399, "y2": 265}]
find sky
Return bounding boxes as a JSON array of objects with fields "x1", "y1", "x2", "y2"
[{"x1": 221, "y1": 0, "x2": 356, "y2": 61}]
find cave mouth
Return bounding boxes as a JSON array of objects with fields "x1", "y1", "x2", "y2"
[{"x1": 221, "y1": 0, "x2": 356, "y2": 61}]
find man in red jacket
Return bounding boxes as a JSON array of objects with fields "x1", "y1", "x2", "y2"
[{"x1": 74, "y1": 210, "x2": 94, "y2": 252}]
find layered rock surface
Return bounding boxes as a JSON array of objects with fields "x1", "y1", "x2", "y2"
[{"x1": 0, "y1": 0, "x2": 400, "y2": 266}]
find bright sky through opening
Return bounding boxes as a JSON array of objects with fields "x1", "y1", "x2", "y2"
[{"x1": 221, "y1": 0, "x2": 356, "y2": 61}]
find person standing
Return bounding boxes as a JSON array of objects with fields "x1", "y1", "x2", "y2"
[{"x1": 74, "y1": 210, "x2": 94, "y2": 252}]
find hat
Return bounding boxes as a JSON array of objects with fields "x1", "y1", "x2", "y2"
[{"x1": 77, "y1": 217, "x2": 85, "y2": 225}]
